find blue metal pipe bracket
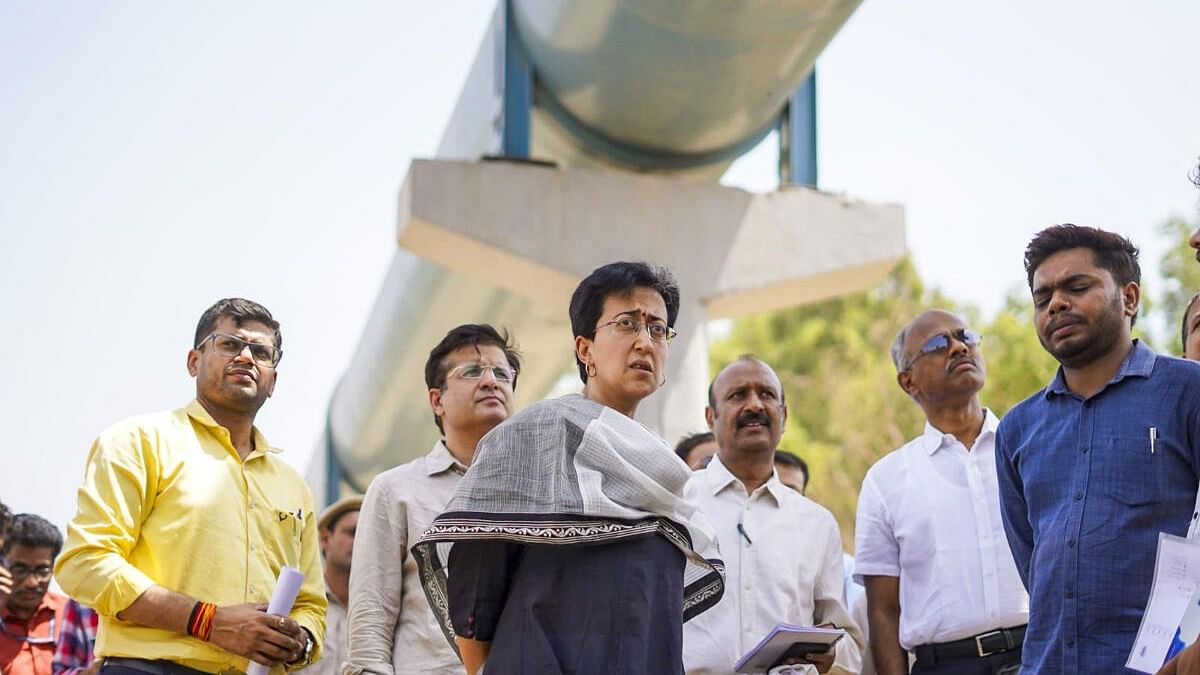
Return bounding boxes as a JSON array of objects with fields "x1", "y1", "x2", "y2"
[{"x1": 780, "y1": 69, "x2": 818, "y2": 187}]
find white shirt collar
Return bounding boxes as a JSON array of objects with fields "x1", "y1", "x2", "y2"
[
  {"x1": 919, "y1": 407, "x2": 1000, "y2": 456},
  {"x1": 702, "y1": 453, "x2": 788, "y2": 504}
]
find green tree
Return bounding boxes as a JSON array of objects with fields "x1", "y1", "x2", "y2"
[
  {"x1": 1156, "y1": 216, "x2": 1200, "y2": 356},
  {"x1": 709, "y1": 259, "x2": 1057, "y2": 549},
  {"x1": 709, "y1": 217, "x2": 1199, "y2": 549}
]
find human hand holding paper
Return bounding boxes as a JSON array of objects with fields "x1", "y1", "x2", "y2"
[{"x1": 245, "y1": 566, "x2": 305, "y2": 675}]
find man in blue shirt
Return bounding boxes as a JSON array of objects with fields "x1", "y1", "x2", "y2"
[{"x1": 996, "y1": 224, "x2": 1200, "y2": 674}]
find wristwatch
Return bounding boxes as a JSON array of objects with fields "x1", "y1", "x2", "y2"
[{"x1": 289, "y1": 628, "x2": 315, "y2": 667}]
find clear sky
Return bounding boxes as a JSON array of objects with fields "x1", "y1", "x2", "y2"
[{"x1": 2, "y1": 1, "x2": 1198, "y2": 534}]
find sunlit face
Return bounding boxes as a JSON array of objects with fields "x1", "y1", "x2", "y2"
[
  {"x1": 775, "y1": 464, "x2": 807, "y2": 495},
  {"x1": 3, "y1": 543, "x2": 54, "y2": 616},
  {"x1": 897, "y1": 310, "x2": 986, "y2": 403},
  {"x1": 575, "y1": 287, "x2": 670, "y2": 415},
  {"x1": 706, "y1": 359, "x2": 787, "y2": 459},
  {"x1": 430, "y1": 344, "x2": 515, "y2": 436},
  {"x1": 1030, "y1": 248, "x2": 1137, "y2": 369},
  {"x1": 1185, "y1": 299, "x2": 1200, "y2": 361},
  {"x1": 319, "y1": 510, "x2": 358, "y2": 573},
  {"x1": 187, "y1": 317, "x2": 278, "y2": 415}
]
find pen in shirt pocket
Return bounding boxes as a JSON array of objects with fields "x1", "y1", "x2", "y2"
[
  {"x1": 277, "y1": 509, "x2": 302, "y2": 536},
  {"x1": 1150, "y1": 426, "x2": 1157, "y2": 454}
]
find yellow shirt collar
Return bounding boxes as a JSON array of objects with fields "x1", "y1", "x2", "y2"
[{"x1": 184, "y1": 400, "x2": 281, "y2": 458}]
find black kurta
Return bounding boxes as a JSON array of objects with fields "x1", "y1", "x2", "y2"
[{"x1": 447, "y1": 533, "x2": 686, "y2": 674}]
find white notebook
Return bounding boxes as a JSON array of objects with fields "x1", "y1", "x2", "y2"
[{"x1": 734, "y1": 623, "x2": 846, "y2": 673}]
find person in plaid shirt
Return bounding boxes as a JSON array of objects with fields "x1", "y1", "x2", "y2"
[{"x1": 51, "y1": 599, "x2": 97, "y2": 675}]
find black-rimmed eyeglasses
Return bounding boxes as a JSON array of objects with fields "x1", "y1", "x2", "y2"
[
  {"x1": 1, "y1": 559, "x2": 53, "y2": 583},
  {"x1": 197, "y1": 333, "x2": 282, "y2": 368}
]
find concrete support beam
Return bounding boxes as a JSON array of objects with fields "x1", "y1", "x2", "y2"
[{"x1": 396, "y1": 158, "x2": 905, "y2": 443}]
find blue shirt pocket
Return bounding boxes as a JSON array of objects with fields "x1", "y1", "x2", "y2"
[{"x1": 1098, "y1": 434, "x2": 1165, "y2": 507}]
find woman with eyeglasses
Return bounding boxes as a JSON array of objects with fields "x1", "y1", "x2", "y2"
[{"x1": 413, "y1": 261, "x2": 724, "y2": 675}]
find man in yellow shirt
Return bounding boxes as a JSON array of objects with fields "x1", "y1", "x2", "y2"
[{"x1": 55, "y1": 298, "x2": 326, "y2": 675}]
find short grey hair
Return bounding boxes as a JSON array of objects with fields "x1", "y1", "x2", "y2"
[{"x1": 891, "y1": 324, "x2": 911, "y2": 372}]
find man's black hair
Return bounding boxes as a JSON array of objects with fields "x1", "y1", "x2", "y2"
[
  {"x1": 774, "y1": 451, "x2": 810, "y2": 487},
  {"x1": 2, "y1": 513, "x2": 63, "y2": 558},
  {"x1": 424, "y1": 324, "x2": 522, "y2": 434},
  {"x1": 194, "y1": 298, "x2": 282, "y2": 351},
  {"x1": 1023, "y1": 224, "x2": 1141, "y2": 325},
  {"x1": 568, "y1": 261, "x2": 680, "y2": 383},
  {"x1": 675, "y1": 431, "x2": 715, "y2": 462}
]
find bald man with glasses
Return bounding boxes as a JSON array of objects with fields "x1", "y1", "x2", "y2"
[{"x1": 855, "y1": 310, "x2": 1028, "y2": 675}]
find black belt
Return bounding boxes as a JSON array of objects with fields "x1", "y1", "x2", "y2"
[
  {"x1": 913, "y1": 625, "x2": 1027, "y2": 664},
  {"x1": 102, "y1": 658, "x2": 214, "y2": 675}
]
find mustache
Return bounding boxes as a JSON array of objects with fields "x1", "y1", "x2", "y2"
[
  {"x1": 1045, "y1": 313, "x2": 1085, "y2": 335},
  {"x1": 947, "y1": 355, "x2": 976, "y2": 373},
  {"x1": 736, "y1": 411, "x2": 771, "y2": 429}
]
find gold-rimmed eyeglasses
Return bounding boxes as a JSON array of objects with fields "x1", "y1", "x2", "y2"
[
  {"x1": 596, "y1": 316, "x2": 677, "y2": 343},
  {"x1": 446, "y1": 363, "x2": 516, "y2": 383}
]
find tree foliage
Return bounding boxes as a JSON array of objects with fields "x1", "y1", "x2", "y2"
[
  {"x1": 710, "y1": 259, "x2": 1055, "y2": 549},
  {"x1": 1157, "y1": 216, "x2": 1200, "y2": 356},
  {"x1": 711, "y1": 217, "x2": 1200, "y2": 549}
]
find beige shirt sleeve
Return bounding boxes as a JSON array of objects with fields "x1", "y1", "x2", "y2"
[{"x1": 344, "y1": 475, "x2": 409, "y2": 675}]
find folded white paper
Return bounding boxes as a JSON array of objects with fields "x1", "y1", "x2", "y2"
[{"x1": 247, "y1": 566, "x2": 305, "y2": 675}]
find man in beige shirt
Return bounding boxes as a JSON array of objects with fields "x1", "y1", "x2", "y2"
[{"x1": 343, "y1": 324, "x2": 521, "y2": 675}]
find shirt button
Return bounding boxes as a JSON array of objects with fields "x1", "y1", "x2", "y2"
[
  {"x1": 1081, "y1": 446, "x2": 1089, "y2": 454},
  {"x1": 1074, "y1": 492, "x2": 1084, "y2": 501},
  {"x1": 1068, "y1": 539, "x2": 1076, "y2": 548},
  {"x1": 1067, "y1": 639, "x2": 1076, "y2": 648},
  {"x1": 249, "y1": 585, "x2": 257, "y2": 594},
  {"x1": 1066, "y1": 589, "x2": 1075, "y2": 598}
]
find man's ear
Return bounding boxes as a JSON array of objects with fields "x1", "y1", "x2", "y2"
[
  {"x1": 429, "y1": 387, "x2": 444, "y2": 419},
  {"x1": 1122, "y1": 281, "x2": 1141, "y2": 319},
  {"x1": 704, "y1": 405, "x2": 716, "y2": 431},
  {"x1": 265, "y1": 370, "x2": 278, "y2": 399},
  {"x1": 897, "y1": 370, "x2": 919, "y2": 399},
  {"x1": 187, "y1": 349, "x2": 200, "y2": 377}
]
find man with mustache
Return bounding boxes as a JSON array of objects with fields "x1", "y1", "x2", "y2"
[
  {"x1": 996, "y1": 225, "x2": 1200, "y2": 674},
  {"x1": 683, "y1": 355, "x2": 862, "y2": 674},
  {"x1": 856, "y1": 310, "x2": 1028, "y2": 675},
  {"x1": 345, "y1": 324, "x2": 520, "y2": 675},
  {"x1": 56, "y1": 298, "x2": 326, "y2": 675}
]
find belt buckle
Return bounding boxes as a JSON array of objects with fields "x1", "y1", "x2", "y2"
[{"x1": 975, "y1": 629, "x2": 1005, "y2": 657}]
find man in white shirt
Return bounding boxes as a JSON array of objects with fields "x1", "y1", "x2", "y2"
[
  {"x1": 684, "y1": 355, "x2": 862, "y2": 675},
  {"x1": 855, "y1": 309, "x2": 1028, "y2": 675},
  {"x1": 343, "y1": 325, "x2": 521, "y2": 675}
]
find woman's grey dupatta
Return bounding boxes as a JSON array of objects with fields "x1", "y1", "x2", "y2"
[{"x1": 411, "y1": 393, "x2": 726, "y2": 653}]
